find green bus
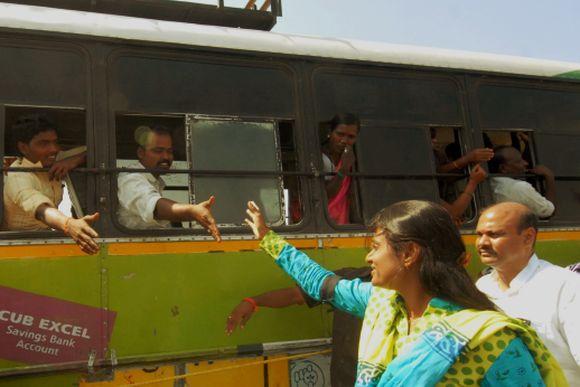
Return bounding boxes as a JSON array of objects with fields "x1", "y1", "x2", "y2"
[{"x1": 0, "y1": 1, "x2": 579, "y2": 386}]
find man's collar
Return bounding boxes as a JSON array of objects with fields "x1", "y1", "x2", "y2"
[
  {"x1": 134, "y1": 161, "x2": 166, "y2": 186},
  {"x1": 18, "y1": 157, "x2": 43, "y2": 168},
  {"x1": 492, "y1": 254, "x2": 539, "y2": 294}
]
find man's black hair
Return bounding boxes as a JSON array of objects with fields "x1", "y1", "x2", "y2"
[
  {"x1": 488, "y1": 145, "x2": 514, "y2": 173},
  {"x1": 12, "y1": 114, "x2": 58, "y2": 152}
]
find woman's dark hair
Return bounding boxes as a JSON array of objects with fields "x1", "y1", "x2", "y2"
[
  {"x1": 369, "y1": 200, "x2": 496, "y2": 311},
  {"x1": 329, "y1": 113, "x2": 360, "y2": 132}
]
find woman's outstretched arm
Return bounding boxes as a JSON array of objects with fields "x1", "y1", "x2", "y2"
[{"x1": 245, "y1": 201, "x2": 371, "y2": 317}]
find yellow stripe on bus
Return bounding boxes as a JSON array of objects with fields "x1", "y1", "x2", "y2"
[
  {"x1": 107, "y1": 239, "x2": 318, "y2": 256},
  {"x1": 0, "y1": 244, "x2": 83, "y2": 259},
  {"x1": 0, "y1": 230, "x2": 578, "y2": 259}
]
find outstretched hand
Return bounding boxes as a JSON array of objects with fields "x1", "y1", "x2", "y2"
[
  {"x1": 66, "y1": 212, "x2": 100, "y2": 255},
  {"x1": 244, "y1": 201, "x2": 269, "y2": 240},
  {"x1": 225, "y1": 301, "x2": 256, "y2": 335},
  {"x1": 192, "y1": 196, "x2": 221, "y2": 242}
]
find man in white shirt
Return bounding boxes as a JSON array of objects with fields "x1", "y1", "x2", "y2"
[
  {"x1": 489, "y1": 145, "x2": 555, "y2": 218},
  {"x1": 476, "y1": 202, "x2": 580, "y2": 384},
  {"x1": 117, "y1": 125, "x2": 220, "y2": 241}
]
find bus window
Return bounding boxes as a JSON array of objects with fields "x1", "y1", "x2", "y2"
[
  {"x1": 187, "y1": 115, "x2": 288, "y2": 227},
  {"x1": 356, "y1": 125, "x2": 439, "y2": 223},
  {"x1": 115, "y1": 114, "x2": 190, "y2": 229},
  {"x1": 2, "y1": 106, "x2": 88, "y2": 232},
  {"x1": 114, "y1": 114, "x2": 301, "y2": 231},
  {"x1": 535, "y1": 132, "x2": 580, "y2": 222},
  {"x1": 278, "y1": 120, "x2": 303, "y2": 225},
  {"x1": 431, "y1": 126, "x2": 480, "y2": 223},
  {"x1": 318, "y1": 114, "x2": 363, "y2": 226},
  {"x1": 477, "y1": 83, "x2": 580, "y2": 223}
]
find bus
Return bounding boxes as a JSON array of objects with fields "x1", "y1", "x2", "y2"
[{"x1": 1, "y1": 1, "x2": 579, "y2": 386}]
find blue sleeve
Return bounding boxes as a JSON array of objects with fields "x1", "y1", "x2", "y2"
[
  {"x1": 332, "y1": 279, "x2": 373, "y2": 318},
  {"x1": 275, "y1": 244, "x2": 334, "y2": 303},
  {"x1": 482, "y1": 336, "x2": 545, "y2": 387},
  {"x1": 275, "y1": 244, "x2": 371, "y2": 317}
]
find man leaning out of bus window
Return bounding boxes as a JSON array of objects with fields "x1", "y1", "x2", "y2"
[
  {"x1": 116, "y1": 125, "x2": 220, "y2": 241},
  {"x1": 2, "y1": 114, "x2": 100, "y2": 255},
  {"x1": 488, "y1": 145, "x2": 556, "y2": 218}
]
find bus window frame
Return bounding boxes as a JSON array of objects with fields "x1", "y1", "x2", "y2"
[
  {"x1": 469, "y1": 76, "x2": 580, "y2": 226},
  {"x1": 430, "y1": 125, "x2": 483, "y2": 227},
  {"x1": 110, "y1": 111, "x2": 309, "y2": 237},
  {"x1": 186, "y1": 113, "x2": 286, "y2": 228},
  {"x1": 481, "y1": 127, "x2": 553, "y2": 223},
  {"x1": 309, "y1": 65, "x2": 467, "y2": 231},
  {"x1": 0, "y1": 104, "x2": 93, "y2": 240},
  {"x1": 354, "y1": 122, "x2": 485, "y2": 227},
  {"x1": 105, "y1": 47, "x2": 300, "y2": 119}
]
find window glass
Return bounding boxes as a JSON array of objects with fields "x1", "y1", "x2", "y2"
[
  {"x1": 477, "y1": 84, "x2": 580, "y2": 132},
  {"x1": 535, "y1": 133, "x2": 580, "y2": 222},
  {"x1": 0, "y1": 46, "x2": 86, "y2": 106},
  {"x1": 314, "y1": 71, "x2": 462, "y2": 124},
  {"x1": 112, "y1": 56, "x2": 294, "y2": 117},
  {"x1": 187, "y1": 116, "x2": 284, "y2": 226},
  {"x1": 356, "y1": 126, "x2": 438, "y2": 222}
]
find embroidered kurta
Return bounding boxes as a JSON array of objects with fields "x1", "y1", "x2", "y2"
[{"x1": 260, "y1": 231, "x2": 567, "y2": 386}]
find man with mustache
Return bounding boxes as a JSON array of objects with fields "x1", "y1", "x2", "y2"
[
  {"x1": 488, "y1": 145, "x2": 556, "y2": 218},
  {"x1": 3, "y1": 114, "x2": 100, "y2": 255},
  {"x1": 117, "y1": 125, "x2": 220, "y2": 240},
  {"x1": 475, "y1": 202, "x2": 580, "y2": 384}
]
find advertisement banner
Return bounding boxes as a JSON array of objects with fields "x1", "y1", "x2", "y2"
[{"x1": 0, "y1": 285, "x2": 116, "y2": 365}]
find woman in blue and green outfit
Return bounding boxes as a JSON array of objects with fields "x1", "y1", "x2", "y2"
[{"x1": 244, "y1": 200, "x2": 567, "y2": 386}]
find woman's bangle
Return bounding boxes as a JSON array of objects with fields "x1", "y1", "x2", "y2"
[
  {"x1": 243, "y1": 297, "x2": 259, "y2": 312},
  {"x1": 63, "y1": 218, "x2": 72, "y2": 236},
  {"x1": 452, "y1": 160, "x2": 461, "y2": 170},
  {"x1": 336, "y1": 170, "x2": 344, "y2": 178},
  {"x1": 460, "y1": 191, "x2": 474, "y2": 198}
]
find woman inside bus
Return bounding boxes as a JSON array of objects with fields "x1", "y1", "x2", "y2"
[
  {"x1": 321, "y1": 113, "x2": 360, "y2": 225},
  {"x1": 244, "y1": 200, "x2": 566, "y2": 386}
]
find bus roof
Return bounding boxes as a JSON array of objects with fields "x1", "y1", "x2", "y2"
[{"x1": 2, "y1": 2, "x2": 580, "y2": 80}]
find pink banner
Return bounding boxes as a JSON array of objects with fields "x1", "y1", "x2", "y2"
[{"x1": 0, "y1": 286, "x2": 116, "y2": 365}]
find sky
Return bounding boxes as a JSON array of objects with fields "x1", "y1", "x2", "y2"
[{"x1": 189, "y1": 0, "x2": 580, "y2": 63}]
